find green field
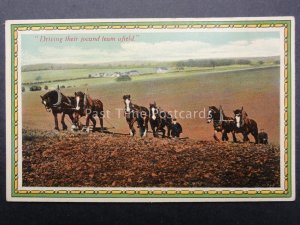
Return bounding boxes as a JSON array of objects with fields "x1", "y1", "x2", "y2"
[{"x1": 22, "y1": 64, "x2": 278, "y2": 91}]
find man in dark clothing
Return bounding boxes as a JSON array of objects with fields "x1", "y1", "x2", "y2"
[
  {"x1": 170, "y1": 118, "x2": 182, "y2": 138},
  {"x1": 258, "y1": 130, "x2": 268, "y2": 144}
]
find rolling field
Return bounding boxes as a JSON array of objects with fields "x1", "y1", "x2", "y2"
[
  {"x1": 22, "y1": 66, "x2": 281, "y2": 187},
  {"x1": 21, "y1": 64, "x2": 271, "y2": 89},
  {"x1": 22, "y1": 66, "x2": 280, "y2": 144}
]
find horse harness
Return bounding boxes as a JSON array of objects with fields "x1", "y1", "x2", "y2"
[{"x1": 45, "y1": 90, "x2": 73, "y2": 111}]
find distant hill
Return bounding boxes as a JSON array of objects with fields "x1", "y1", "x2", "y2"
[
  {"x1": 21, "y1": 60, "x2": 175, "y2": 72},
  {"x1": 21, "y1": 56, "x2": 280, "y2": 72}
]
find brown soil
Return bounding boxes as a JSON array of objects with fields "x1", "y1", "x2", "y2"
[{"x1": 22, "y1": 129, "x2": 280, "y2": 187}]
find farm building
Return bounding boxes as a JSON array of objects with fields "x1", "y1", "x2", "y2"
[{"x1": 156, "y1": 67, "x2": 168, "y2": 73}]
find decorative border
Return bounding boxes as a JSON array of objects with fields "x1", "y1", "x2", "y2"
[{"x1": 6, "y1": 18, "x2": 295, "y2": 201}]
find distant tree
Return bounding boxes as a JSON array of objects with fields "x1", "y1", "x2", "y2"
[
  {"x1": 237, "y1": 59, "x2": 251, "y2": 65},
  {"x1": 60, "y1": 85, "x2": 66, "y2": 89},
  {"x1": 258, "y1": 60, "x2": 264, "y2": 65},
  {"x1": 35, "y1": 75, "x2": 42, "y2": 81},
  {"x1": 88, "y1": 74, "x2": 92, "y2": 78},
  {"x1": 210, "y1": 60, "x2": 216, "y2": 69},
  {"x1": 30, "y1": 86, "x2": 42, "y2": 91},
  {"x1": 176, "y1": 61, "x2": 185, "y2": 68},
  {"x1": 44, "y1": 85, "x2": 48, "y2": 90},
  {"x1": 274, "y1": 60, "x2": 280, "y2": 64},
  {"x1": 116, "y1": 75, "x2": 132, "y2": 82},
  {"x1": 22, "y1": 86, "x2": 25, "y2": 92}
]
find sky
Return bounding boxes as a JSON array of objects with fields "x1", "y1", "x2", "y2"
[{"x1": 21, "y1": 31, "x2": 281, "y2": 65}]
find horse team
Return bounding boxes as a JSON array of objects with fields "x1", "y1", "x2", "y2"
[
  {"x1": 40, "y1": 89, "x2": 266, "y2": 144},
  {"x1": 207, "y1": 106, "x2": 261, "y2": 144}
]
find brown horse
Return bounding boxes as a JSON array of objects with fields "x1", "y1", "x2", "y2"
[
  {"x1": 233, "y1": 107, "x2": 259, "y2": 144},
  {"x1": 73, "y1": 91, "x2": 104, "y2": 132},
  {"x1": 40, "y1": 89, "x2": 76, "y2": 130},
  {"x1": 123, "y1": 95, "x2": 149, "y2": 137},
  {"x1": 149, "y1": 102, "x2": 172, "y2": 138},
  {"x1": 207, "y1": 106, "x2": 236, "y2": 142}
]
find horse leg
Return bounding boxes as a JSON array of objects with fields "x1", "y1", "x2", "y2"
[
  {"x1": 222, "y1": 131, "x2": 229, "y2": 141},
  {"x1": 68, "y1": 113, "x2": 75, "y2": 123},
  {"x1": 61, "y1": 112, "x2": 68, "y2": 130},
  {"x1": 252, "y1": 132, "x2": 258, "y2": 144},
  {"x1": 150, "y1": 123, "x2": 157, "y2": 137},
  {"x1": 90, "y1": 115, "x2": 96, "y2": 132},
  {"x1": 221, "y1": 130, "x2": 227, "y2": 141},
  {"x1": 142, "y1": 117, "x2": 148, "y2": 137},
  {"x1": 129, "y1": 117, "x2": 136, "y2": 136},
  {"x1": 52, "y1": 112, "x2": 59, "y2": 130},
  {"x1": 243, "y1": 132, "x2": 250, "y2": 142},
  {"x1": 99, "y1": 111, "x2": 104, "y2": 131},
  {"x1": 70, "y1": 113, "x2": 77, "y2": 131},
  {"x1": 232, "y1": 131, "x2": 237, "y2": 143},
  {"x1": 85, "y1": 115, "x2": 91, "y2": 132},
  {"x1": 161, "y1": 127, "x2": 166, "y2": 138},
  {"x1": 72, "y1": 112, "x2": 82, "y2": 130},
  {"x1": 167, "y1": 126, "x2": 171, "y2": 138},
  {"x1": 251, "y1": 129, "x2": 259, "y2": 144},
  {"x1": 225, "y1": 132, "x2": 229, "y2": 141},
  {"x1": 213, "y1": 130, "x2": 220, "y2": 142}
]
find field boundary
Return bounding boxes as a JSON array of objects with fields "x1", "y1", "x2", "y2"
[{"x1": 21, "y1": 65, "x2": 280, "y2": 87}]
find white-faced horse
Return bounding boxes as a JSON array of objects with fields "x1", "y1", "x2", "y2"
[
  {"x1": 233, "y1": 107, "x2": 259, "y2": 144},
  {"x1": 123, "y1": 95, "x2": 149, "y2": 137}
]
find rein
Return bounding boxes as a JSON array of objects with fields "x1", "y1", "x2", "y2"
[{"x1": 214, "y1": 119, "x2": 235, "y2": 122}]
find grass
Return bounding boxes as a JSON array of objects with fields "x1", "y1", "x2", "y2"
[
  {"x1": 22, "y1": 67, "x2": 157, "y2": 83},
  {"x1": 22, "y1": 64, "x2": 279, "y2": 90}
]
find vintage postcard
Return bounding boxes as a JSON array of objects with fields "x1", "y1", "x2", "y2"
[{"x1": 5, "y1": 17, "x2": 295, "y2": 202}]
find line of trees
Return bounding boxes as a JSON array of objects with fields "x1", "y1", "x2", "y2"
[{"x1": 175, "y1": 59, "x2": 252, "y2": 68}]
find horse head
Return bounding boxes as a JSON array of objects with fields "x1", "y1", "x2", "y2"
[
  {"x1": 123, "y1": 95, "x2": 132, "y2": 113},
  {"x1": 149, "y1": 102, "x2": 159, "y2": 121},
  {"x1": 233, "y1": 107, "x2": 244, "y2": 128},
  {"x1": 74, "y1": 91, "x2": 85, "y2": 111},
  {"x1": 40, "y1": 90, "x2": 61, "y2": 111},
  {"x1": 40, "y1": 94, "x2": 51, "y2": 112},
  {"x1": 207, "y1": 106, "x2": 219, "y2": 123}
]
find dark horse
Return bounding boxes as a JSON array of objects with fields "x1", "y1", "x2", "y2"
[
  {"x1": 73, "y1": 91, "x2": 104, "y2": 132},
  {"x1": 233, "y1": 107, "x2": 259, "y2": 144},
  {"x1": 149, "y1": 102, "x2": 172, "y2": 138},
  {"x1": 123, "y1": 95, "x2": 149, "y2": 137},
  {"x1": 40, "y1": 89, "x2": 76, "y2": 130},
  {"x1": 207, "y1": 106, "x2": 236, "y2": 142}
]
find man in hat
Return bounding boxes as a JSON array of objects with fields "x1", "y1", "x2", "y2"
[{"x1": 170, "y1": 118, "x2": 182, "y2": 139}]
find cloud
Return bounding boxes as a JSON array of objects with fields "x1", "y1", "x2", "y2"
[{"x1": 21, "y1": 38, "x2": 281, "y2": 65}]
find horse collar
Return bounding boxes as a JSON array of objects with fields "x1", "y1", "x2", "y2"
[{"x1": 52, "y1": 90, "x2": 62, "y2": 107}]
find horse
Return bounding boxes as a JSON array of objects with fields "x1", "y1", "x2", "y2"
[
  {"x1": 40, "y1": 89, "x2": 76, "y2": 130},
  {"x1": 149, "y1": 102, "x2": 172, "y2": 138},
  {"x1": 207, "y1": 106, "x2": 237, "y2": 142},
  {"x1": 123, "y1": 95, "x2": 149, "y2": 137},
  {"x1": 73, "y1": 91, "x2": 104, "y2": 132},
  {"x1": 233, "y1": 107, "x2": 259, "y2": 144}
]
